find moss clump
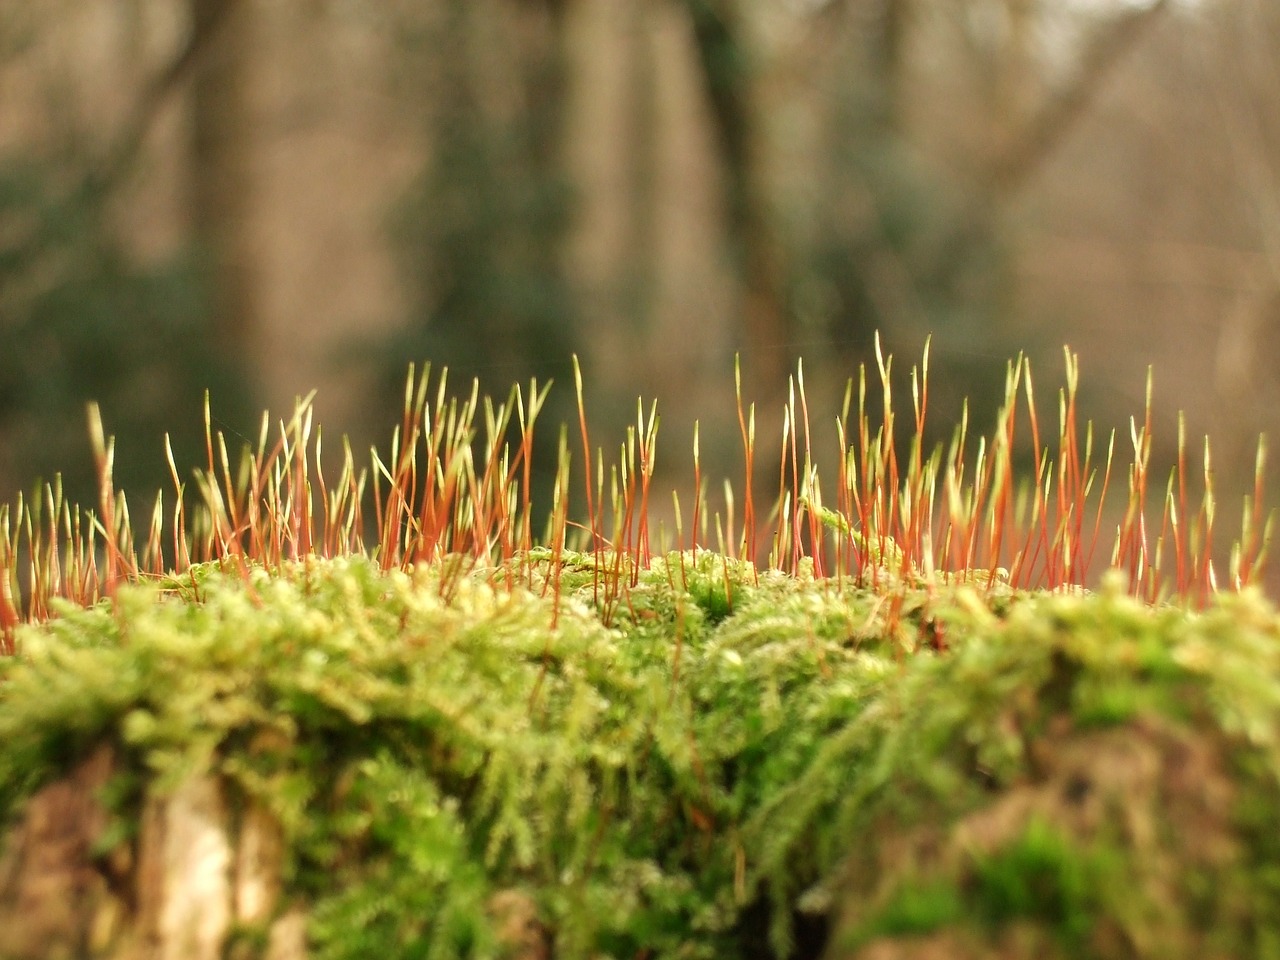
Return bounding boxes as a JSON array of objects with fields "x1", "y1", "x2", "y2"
[
  {"x1": 843, "y1": 878, "x2": 967, "y2": 947},
  {"x1": 970, "y1": 817, "x2": 1102, "y2": 943},
  {"x1": 0, "y1": 553, "x2": 901, "y2": 959},
  {"x1": 2, "y1": 556, "x2": 1280, "y2": 959},
  {"x1": 820, "y1": 577, "x2": 1280, "y2": 960}
]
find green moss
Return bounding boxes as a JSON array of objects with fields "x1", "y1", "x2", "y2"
[
  {"x1": 841, "y1": 821, "x2": 1110, "y2": 955},
  {"x1": 224, "y1": 923, "x2": 273, "y2": 960},
  {"x1": 3, "y1": 555, "x2": 1280, "y2": 958},
  {"x1": 970, "y1": 818, "x2": 1101, "y2": 945},
  {"x1": 844, "y1": 878, "x2": 966, "y2": 949},
  {"x1": 307, "y1": 754, "x2": 493, "y2": 960}
]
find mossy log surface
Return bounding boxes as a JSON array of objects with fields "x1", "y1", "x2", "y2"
[{"x1": 2, "y1": 554, "x2": 1280, "y2": 959}]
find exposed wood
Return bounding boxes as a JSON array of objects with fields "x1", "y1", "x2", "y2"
[{"x1": 0, "y1": 746, "x2": 117, "y2": 959}]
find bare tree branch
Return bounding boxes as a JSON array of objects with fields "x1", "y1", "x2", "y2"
[
  {"x1": 1, "y1": 3, "x2": 243, "y2": 290},
  {"x1": 930, "y1": 0, "x2": 1172, "y2": 282},
  {"x1": 89, "y1": 0, "x2": 246, "y2": 196},
  {"x1": 986, "y1": 0, "x2": 1171, "y2": 196}
]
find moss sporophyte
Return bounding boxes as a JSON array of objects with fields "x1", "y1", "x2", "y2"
[{"x1": 1, "y1": 338, "x2": 1279, "y2": 960}]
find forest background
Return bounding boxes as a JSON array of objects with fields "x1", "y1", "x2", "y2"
[{"x1": 1, "y1": 0, "x2": 1277, "y2": 584}]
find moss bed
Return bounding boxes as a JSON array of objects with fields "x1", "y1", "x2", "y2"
[{"x1": 3, "y1": 552, "x2": 1280, "y2": 959}]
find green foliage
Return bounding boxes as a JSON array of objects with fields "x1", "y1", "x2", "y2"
[
  {"x1": 0, "y1": 553, "x2": 897, "y2": 957},
  {"x1": 309, "y1": 754, "x2": 493, "y2": 960},
  {"x1": 3, "y1": 555, "x2": 1280, "y2": 958},
  {"x1": 843, "y1": 821, "x2": 1108, "y2": 955},
  {"x1": 971, "y1": 817, "x2": 1099, "y2": 943},
  {"x1": 844, "y1": 878, "x2": 965, "y2": 947}
]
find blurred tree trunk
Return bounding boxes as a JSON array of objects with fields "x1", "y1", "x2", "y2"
[
  {"x1": 518, "y1": 0, "x2": 573, "y2": 366},
  {"x1": 390, "y1": 0, "x2": 579, "y2": 409},
  {"x1": 683, "y1": 0, "x2": 791, "y2": 397},
  {"x1": 999, "y1": 0, "x2": 1036, "y2": 131},
  {"x1": 624, "y1": 0, "x2": 659, "y2": 335},
  {"x1": 867, "y1": 0, "x2": 910, "y2": 132},
  {"x1": 190, "y1": 0, "x2": 256, "y2": 360}
]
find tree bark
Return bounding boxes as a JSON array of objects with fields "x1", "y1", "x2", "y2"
[
  {"x1": 684, "y1": 0, "x2": 791, "y2": 398},
  {"x1": 867, "y1": 0, "x2": 911, "y2": 132},
  {"x1": 190, "y1": 0, "x2": 257, "y2": 359}
]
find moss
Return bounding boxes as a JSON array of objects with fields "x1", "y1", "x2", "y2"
[
  {"x1": 969, "y1": 817, "x2": 1102, "y2": 945},
  {"x1": 843, "y1": 878, "x2": 966, "y2": 949},
  {"x1": 4, "y1": 555, "x2": 1280, "y2": 958}
]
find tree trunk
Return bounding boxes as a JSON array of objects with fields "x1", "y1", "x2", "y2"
[
  {"x1": 867, "y1": 0, "x2": 910, "y2": 132},
  {"x1": 684, "y1": 0, "x2": 791, "y2": 398},
  {"x1": 190, "y1": 0, "x2": 257, "y2": 361}
]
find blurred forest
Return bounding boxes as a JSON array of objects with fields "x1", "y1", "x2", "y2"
[{"x1": 2, "y1": 0, "x2": 1279, "y2": 569}]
